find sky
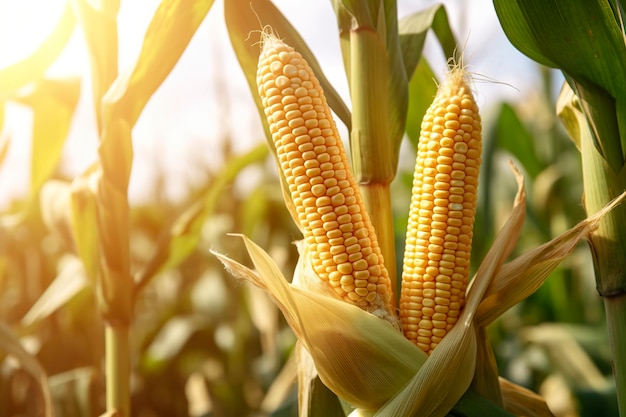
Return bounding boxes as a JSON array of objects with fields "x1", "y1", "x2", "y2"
[{"x1": 0, "y1": 0, "x2": 554, "y2": 208}]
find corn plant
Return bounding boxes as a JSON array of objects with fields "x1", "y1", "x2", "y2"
[
  {"x1": 216, "y1": 0, "x2": 626, "y2": 415},
  {"x1": 0, "y1": 0, "x2": 624, "y2": 416}
]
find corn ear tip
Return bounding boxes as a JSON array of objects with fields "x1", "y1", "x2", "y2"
[{"x1": 255, "y1": 25, "x2": 284, "y2": 52}]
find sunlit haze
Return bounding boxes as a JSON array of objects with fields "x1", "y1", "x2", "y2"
[{"x1": 0, "y1": 0, "x2": 551, "y2": 208}]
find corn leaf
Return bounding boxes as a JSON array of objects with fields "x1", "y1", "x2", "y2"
[
  {"x1": 71, "y1": 0, "x2": 119, "y2": 131},
  {"x1": 398, "y1": 3, "x2": 456, "y2": 79},
  {"x1": 490, "y1": 103, "x2": 542, "y2": 179},
  {"x1": 70, "y1": 164, "x2": 101, "y2": 282},
  {"x1": 476, "y1": 189, "x2": 626, "y2": 327},
  {"x1": 556, "y1": 83, "x2": 583, "y2": 152},
  {"x1": 103, "y1": 0, "x2": 214, "y2": 127},
  {"x1": 14, "y1": 79, "x2": 81, "y2": 200},
  {"x1": 94, "y1": 118, "x2": 133, "y2": 321},
  {"x1": 0, "y1": 322, "x2": 53, "y2": 417},
  {"x1": 499, "y1": 377, "x2": 555, "y2": 417},
  {"x1": 21, "y1": 255, "x2": 90, "y2": 328},
  {"x1": 135, "y1": 144, "x2": 268, "y2": 293},
  {"x1": 224, "y1": 0, "x2": 351, "y2": 133},
  {"x1": 400, "y1": 3, "x2": 459, "y2": 148},
  {"x1": 0, "y1": 1, "x2": 75, "y2": 94},
  {"x1": 405, "y1": 58, "x2": 437, "y2": 148},
  {"x1": 493, "y1": 0, "x2": 626, "y2": 99},
  {"x1": 493, "y1": 0, "x2": 626, "y2": 171}
]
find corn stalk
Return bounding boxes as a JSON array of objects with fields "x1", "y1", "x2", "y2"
[{"x1": 493, "y1": 0, "x2": 626, "y2": 414}]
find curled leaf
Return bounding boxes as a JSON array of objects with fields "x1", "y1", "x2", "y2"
[
  {"x1": 212, "y1": 236, "x2": 426, "y2": 410},
  {"x1": 476, "y1": 189, "x2": 626, "y2": 327},
  {"x1": 499, "y1": 377, "x2": 555, "y2": 417}
]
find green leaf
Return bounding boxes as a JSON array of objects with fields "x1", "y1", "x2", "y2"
[
  {"x1": 135, "y1": 144, "x2": 268, "y2": 293},
  {"x1": 71, "y1": 0, "x2": 120, "y2": 131},
  {"x1": 0, "y1": 1, "x2": 75, "y2": 94},
  {"x1": 224, "y1": 0, "x2": 351, "y2": 134},
  {"x1": 21, "y1": 255, "x2": 90, "y2": 328},
  {"x1": 398, "y1": 3, "x2": 457, "y2": 79},
  {"x1": 493, "y1": 0, "x2": 626, "y2": 98},
  {"x1": 405, "y1": 58, "x2": 437, "y2": 148},
  {"x1": 0, "y1": 322, "x2": 53, "y2": 417},
  {"x1": 493, "y1": 0, "x2": 626, "y2": 170},
  {"x1": 490, "y1": 103, "x2": 542, "y2": 179},
  {"x1": 14, "y1": 78, "x2": 81, "y2": 199},
  {"x1": 103, "y1": 0, "x2": 214, "y2": 127},
  {"x1": 70, "y1": 164, "x2": 101, "y2": 282}
]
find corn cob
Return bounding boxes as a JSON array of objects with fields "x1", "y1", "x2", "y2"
[
  {"x1": 256, "y1": 33, "x2": 395, "y2": 320},
  {"x1": 400, "y1": 66, "x2": 482, "y2": 354}
]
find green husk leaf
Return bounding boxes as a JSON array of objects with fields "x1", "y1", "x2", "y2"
[
  {"x1": 296, "y1": 342, "x2": 346, "y2": 417},
  {"x1": 213, "y1": 164, "x2": 528, "y2": 416},
  {"x1": 212, "y1": 235, "x2": 427, "y2": 410},
  {"x1": 0, "y1": 1, "x2": 75, "y2": 94}
]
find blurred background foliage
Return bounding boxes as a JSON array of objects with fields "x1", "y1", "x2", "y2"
[{"x1": 0, "y1": 1, "x2": 619, "y2": 417}]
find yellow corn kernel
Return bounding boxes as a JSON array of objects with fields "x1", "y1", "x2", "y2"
[
  {"x1": 256, "y1": 33, "x2": 395, "y2": 318},
  {"x1": 400, "y1": 66, "x2": 482, "y2": 354}
]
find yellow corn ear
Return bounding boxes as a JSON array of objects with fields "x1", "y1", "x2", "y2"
[
  {"x1": 400, "y1": 66, "x2": 482, "y2": 354},
  {"x1": 256, "y1": 33, "x2": 395, "y2": 320}
]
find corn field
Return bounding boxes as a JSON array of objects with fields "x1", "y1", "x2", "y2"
[{"x1": 0, "y1": 1, "x2": 625, "y2": 416}]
